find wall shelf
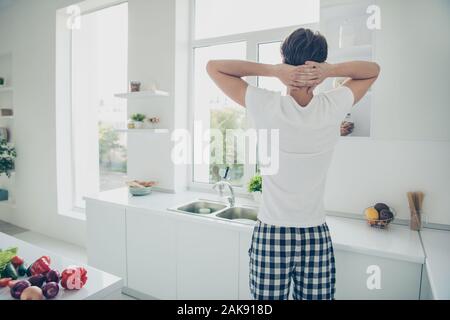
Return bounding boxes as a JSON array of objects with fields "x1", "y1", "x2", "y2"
[
  {"x1": 114, "y1": 90, "x2": 169, "y2": 99},
  {"x1": 115, "y1": 128, "x2": 170, "y2": 134},
  {"x1": 0, "y1": 201, "x2": 16, "y2": 209}
]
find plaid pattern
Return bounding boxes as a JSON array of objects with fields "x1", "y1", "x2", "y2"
[{"x1": 249, "y1": 221, "x2": 336, "y2": 300}]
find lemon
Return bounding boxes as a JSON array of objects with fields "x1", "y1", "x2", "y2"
[{"x1": 365, "y1": 207, "x2": 379, "y2": 221}]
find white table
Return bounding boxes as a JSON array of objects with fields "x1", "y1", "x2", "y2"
[{"x1": 0, "y1": 232, "x2": 123, "y2": 300}]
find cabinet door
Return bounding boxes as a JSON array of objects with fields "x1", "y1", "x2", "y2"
[
  {"x1": 86, "y1": 200, "x2": 127, "y2": 285},
  {"x1": 238, "y1": 229, "x2": 253, "y2": 300},
  {"x1": 126, "y1": 208, "x2": 176, "y2": 299},
  {"x1": 419, "y1": 265, "x2": 433, "y2": 300},
  {"x1": 177, "y1": 219, "x2": 239, "y2": 300},
  {"x1": 335, "y1": 250, "x2": 422, "y2": 300}
]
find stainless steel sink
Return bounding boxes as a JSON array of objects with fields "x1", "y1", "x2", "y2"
[
  {"x1": 216, "y1": 207, "x2": 258, "y2": 223},
  {"x1": 175, "y1": 201, "x2": 227, "y2": 215},
  {"x1": 170, "y1": 199, "x2": 258, "y2": 225}
]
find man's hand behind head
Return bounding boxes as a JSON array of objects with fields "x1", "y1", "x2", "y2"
[{"x1": 275, "y1": 63, "x2": 322, "y2": 92}]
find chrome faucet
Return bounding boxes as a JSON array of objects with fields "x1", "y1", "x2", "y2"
[
  {"x1": 213, "y1": 180, "x2": 236, "y2": 207},
  {"x1": 213, "y1": 167, "x2": 235, "y2": 207}
]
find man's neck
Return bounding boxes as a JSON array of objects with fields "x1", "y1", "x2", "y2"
[{"x1": 287, "y1": 87, "x2": 314, "y2": 107}]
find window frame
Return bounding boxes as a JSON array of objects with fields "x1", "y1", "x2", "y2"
[{"x1": 187, "y1": 0, "x2": 319, "y2": 193}]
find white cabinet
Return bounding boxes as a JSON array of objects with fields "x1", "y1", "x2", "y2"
[
  {"x1": 238, "y1": 229, "x2": 253, "y2": 300},
  {"x1": 176, "y1": 219, "x2": 240, "y2": 300},
  {"x1": 334, "y1": 249, "x2": 422, "y2": 300},
  {"x1": 126, "y1": 208, "x2": 176, "y2": 299},
  {"x1": 419, "y1": 265, "x2": 433, "y2": 300},
  {"x1": 86, "y1": 200, "x2": 127, "y2": 285},
  {"x1": 86, "y1": 198, "x2": 425, "y2": 300}
]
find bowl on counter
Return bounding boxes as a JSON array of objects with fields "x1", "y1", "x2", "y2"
[
  {"x1": 364, "y1": 204, "x2": 396, "y2": 229},
  {"x1": 129, "y1": 186, "x2": 153, "y2": 197}
]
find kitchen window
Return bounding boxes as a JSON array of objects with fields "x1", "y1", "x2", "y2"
[
  {"x1": 190, "y1": 0, "x2": 320, "y2": 188},
  {"x1": 70, "y1": 2, "x2": 128, "y2": 208}
]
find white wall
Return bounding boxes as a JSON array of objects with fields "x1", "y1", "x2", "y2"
[
  {"x1": 0, "y1": 0, "x2": 448, "y2": 249},
  {"x1": 0, "y1": 0, "x2": 188, "y2": 246},
  {"x1": 325, "y1": 0, "x2": 450, "y2": 225}
]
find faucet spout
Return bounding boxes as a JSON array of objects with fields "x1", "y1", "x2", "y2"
[{"x1": 213, "y1": 180, "x2": 235, "y2": 207}]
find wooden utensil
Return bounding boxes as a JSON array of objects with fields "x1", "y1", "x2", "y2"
[{"x1": 407, "y1": 191, "x2": 423, "y2": 231}]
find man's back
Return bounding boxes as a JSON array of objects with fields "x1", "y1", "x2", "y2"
[{"x1": 246, "y1": 85, "x2": 354, "y2": 227}]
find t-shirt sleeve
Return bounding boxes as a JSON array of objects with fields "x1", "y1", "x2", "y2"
[
  {"x1": 245, "y1": 85, "x2": 280, "y2": 127},
  {"x1": 322, "y1": 86, "x2": 355, "y2": 121}
]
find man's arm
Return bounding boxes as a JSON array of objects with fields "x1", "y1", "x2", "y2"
[
  {"x1": 305, "y1": 60, "x2": 381, "y2": 105},
  {"x1": 206, "y1": 60, "x2": 318, "y2": 107}
]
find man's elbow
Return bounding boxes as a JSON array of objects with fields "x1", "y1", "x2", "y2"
[
  {"x1": 373, "y1": 62, "x2": 381, "y2": 77},
  {"x1": 206, "y1": 60, "x2": 218, "y2": 76}
]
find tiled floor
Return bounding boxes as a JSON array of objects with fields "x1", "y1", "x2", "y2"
[{"x1": 0, "y1": 220, "x2": 136, "y2": 300}]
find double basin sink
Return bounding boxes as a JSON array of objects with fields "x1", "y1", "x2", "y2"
[{"x1": 169, "y1": 200, "x2": 258, "y2": 225}]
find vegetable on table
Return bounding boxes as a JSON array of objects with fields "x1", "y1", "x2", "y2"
[
  {"x1": 10, "y1": 280, "x2": 31, "y2": 299},
  {"x1": 42, "y1": 282, "x2": 60, "y2": 299},
  {"x1": 17, "y1": 264, "x2": 28, "y2": 277},
  {"x1": 46, "y1": 270, "x2": 60, "y2": 284},
  {"x1": 28, "y1": 274, "x2": 46, "y2": 288},
  {"x1": 11, "y1": 256, "x2": 24, "y2": 268},
  {"x1": 20, "y1": 286, "x2": 44, "y2": 300},
  {"x1": 29, "y1": 256, "x2": 51, "y2": 276},
  {"x1": 0, "y1": 277, "x2": 12, "y2": 288},
  {"x1": 61, "y1": 266, "x2": 88, "y2": 290},
  {"x1": 1, "y1": 262, "x2": 18, "y2": 280},
  {"x1": 0, "y1": 247, "x2": 18, "y2": 274}
]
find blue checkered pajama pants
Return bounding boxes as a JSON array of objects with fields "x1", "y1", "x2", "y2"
[{"x1": 249, "y1": 221, "x2": 336, "y2": 300}]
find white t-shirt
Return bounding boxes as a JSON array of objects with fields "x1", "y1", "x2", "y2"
[{"x1": 246, "y1": 85, "x2": 354, "y2": 228}]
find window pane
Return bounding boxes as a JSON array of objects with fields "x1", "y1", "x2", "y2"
[
  {"x1": 195, "y1": 0, "x2": 320, "y2": 39},
  {"x1": 71, "y1": 3, "x2": 128, "y2": 207},
  {"x1": 193, "y1": 42, "x2": 247, "y2": 186},
  {"x1": 258, "y1": 42, "x2": 285, "y2": 93}
]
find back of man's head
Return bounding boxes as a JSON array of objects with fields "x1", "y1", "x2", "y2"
[{"x1": 281, "y1": 28, "x2": 328, "y2": 66}]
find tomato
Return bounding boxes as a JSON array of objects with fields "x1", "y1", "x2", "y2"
[
  {"x1": 0, "y1": 278, "x2": 12, "y2": 288},
  {"x1": 11, "y1": 256, "x2": 24, "y2": 268}
]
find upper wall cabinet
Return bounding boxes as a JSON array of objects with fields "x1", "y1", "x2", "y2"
[{"x1": 320, "y1": 0, "x2": 375, "y2": 138}]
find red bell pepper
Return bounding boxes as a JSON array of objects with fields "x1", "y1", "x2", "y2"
[
  {"x1": 29, "y1": 256, "x2": 51, "y2": 276},
  {"x1": 61, "y1": 267, "x2": 88, "y2": 290}
]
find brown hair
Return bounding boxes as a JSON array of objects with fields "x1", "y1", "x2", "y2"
[{"x1": 281, "y1": 28, "x2": 328, "y2": 66}]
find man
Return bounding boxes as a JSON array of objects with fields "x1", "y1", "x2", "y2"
[{"x1": 207, "y1": 28, "x2": 380, "y2": 300}]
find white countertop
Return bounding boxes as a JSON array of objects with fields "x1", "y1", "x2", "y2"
[
  {"x1": 327, "y1": 215, "x2": 424, "y2": 264},
  {"x1": 0, "y1": 233, "x2": 123, "y2": 300},
  {"x1": 86, "y1": 188, "x2": 425, "y2": 264},
  {"x1": 420, "y1": 228, "x2": 450, "y2": 300}
]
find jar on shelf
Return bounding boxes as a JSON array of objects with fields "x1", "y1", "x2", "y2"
[
  {"x1": 341, "y1": 113, "x2": 355, "y2": 137},
  {"x1": 127, "y1": 120, "x2": 136, "y2": 129}
]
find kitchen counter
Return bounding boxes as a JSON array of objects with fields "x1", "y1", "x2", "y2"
[
  {"x1": 420, "y1": 228, "x2": 450, "y2": 299},
  {"x1": 0, "y1": 232, "x2": 123, "y2": 300},
  {"x1": 86, "y1": 188, "x2": 425, "y2": 264}
]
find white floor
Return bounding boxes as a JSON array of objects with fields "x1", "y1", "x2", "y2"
[
  {"x1": 14, "y1": 231, "x2": 88, "y2": 264},
  {"x1": 9, "y1": 230, "x2": 136, "y2": 300}
]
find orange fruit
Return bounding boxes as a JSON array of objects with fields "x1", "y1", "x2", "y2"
[{"x1": 365, "y1": 207, "x2": 379, "y2": 221}]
